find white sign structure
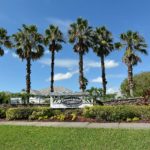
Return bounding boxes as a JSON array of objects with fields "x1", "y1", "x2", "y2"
[
  {"x1": 10, "y1": 98, "x2": 22, "y2": 104},
  {"x1": 11, "y1": 97, "x2": 48, "y2": 104},
  {"x1": 50, "y1": 92, "x2": 93, "y2": 108}
]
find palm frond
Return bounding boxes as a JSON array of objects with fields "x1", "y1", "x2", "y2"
[
  {"x1": 119, "y1": 30, "x2": 148, "y2": 66},
  {"x1": 68, "y1": 18, "x2": 93, "y2": 54},
  {"x1": 0, "y1": 28, "x2": 12, "y2": 54},
  {"x1": 0, "y1": 47, "x2": 4, "y2": 56},
  {"x1": 44, "y1": 25, "x2": 64, "y2": 52},
  {"x1": 13, "y1": 24, "x2": 44, "y2": 60},
  {"x1": 92, "y1": 26, "x2": 114, "y2": 57}
]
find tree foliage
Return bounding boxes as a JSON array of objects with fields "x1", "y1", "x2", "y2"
[
  {"x1": 121, "y1": 72, "x2": 150, "y2": 97},
  {"x1": 0, "y1": 92, "x2": 11, "y2": 104},
  {"x1": 0, "y1": 28, "x2": 12, "y2": 56},
  {"x1": 13, "y1": 24, "x2": 44, "y2": 61}
]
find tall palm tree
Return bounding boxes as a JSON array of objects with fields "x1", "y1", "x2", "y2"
[
  {"x1": 13, "y1": 24, "x2": 44, "y2": 103},
  {"x1": 118, "y1": 30, "x2": 148, "y2": 97},
  {"x1": 44, "y1": 25, "x2": 65, "y2": 92},
  {"x1": 92, "y1": 26, "x2": 114, "y2": 96},
  {"x1": 68, "y1": 18, "x2": 93, "y2": 92},
  {"x1": 0, "y1": 28, "x2": 12, "y2": 57}
]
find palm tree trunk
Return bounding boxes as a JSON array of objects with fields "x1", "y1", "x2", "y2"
[
  {"x1": 79, "y1": 52, "x2": 84, "y2": 92},
  {"x1": 26, "y1": 57, "x2": 31, "y2": 104},
  {"x1": 50, "y1": 50, "x2": 55, "y2": 92},
  {"x1": 128, "y1": 64, "x2": 134, "y2": 97},
  {"x1": 101, "y1": 55, "x2": 107, "y2": 96}
]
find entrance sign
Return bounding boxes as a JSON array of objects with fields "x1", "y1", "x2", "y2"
[{"x1": 50, "y1": 92, "x2": 93, "y2": 108}]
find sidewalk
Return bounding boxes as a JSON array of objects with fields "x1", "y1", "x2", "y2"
[{"x1": 0, "y1": 121, "x2": 150, "y2": 129}]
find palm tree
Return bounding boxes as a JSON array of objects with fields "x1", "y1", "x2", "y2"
[
  {"x1": 0, "y1": 28, "x2": 12, "y2": 56},
  {"x1": 92, "y1": 26, "x2": 114, "y2": 96},
  {"x1": 44, "y1": 25, "x2": 65, "y2": 92},
  {"x1": 12, "y1": 24, "x2": 44, "y2": 103},
  {"x1": 118, "y1": 30, "x2": 148, "y2": 97},
  {"x1": 68, "y1": 18, "x2": 93, "y2": 92}
]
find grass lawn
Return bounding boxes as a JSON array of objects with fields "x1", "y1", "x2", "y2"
[{"x1": 0, "y1": 126, "x2": 150, "y2": 150}]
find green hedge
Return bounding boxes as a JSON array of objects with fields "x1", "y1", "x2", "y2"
[
  {"x1": 83, "y1": 105, "x2": 150, "y2": 122},
  {"x1": 4, "y1": 105, "x2": 150, "y2": 122},
  {"x1": 0, "y1": 107, "x2": 6, "y2": 118},
  {"x1": 6, "y1": 107, "x2": 53, "y2": 120},
  {"x1": 29, "y1": 107, "x2": 53, "y2": 120}
]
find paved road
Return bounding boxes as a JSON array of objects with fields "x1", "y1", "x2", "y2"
[{"x1": 0, "y1": 121, "x2": 150, "y2": 129}]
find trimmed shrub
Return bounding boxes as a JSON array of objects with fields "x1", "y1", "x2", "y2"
[
  {"x1": 0, "y1": 107, "x2": 6, "y2": 118},
  {"x1": 132, "y1": 117, "x2": 140, "y2": 121},
  {"x1": 6, "y1": 108, "x2": 33, "y2": 120},
  {"x1": 4, "y1": 105, "x2": 150, "y2": 122},
  {"x1": 53, "y1": 109, "x2": 62, "y2": 116},
  {"x1": 83, "y1": 105, "x2": 148, "y2": 122},
  {"x1": 136, "y1": 106, "x2": 150, "y2": 120},
  {"x1": 6, "y1": 107, "x2": 52, "y2": 120},
  {"x1": 29, "y1": 107, "x2": 53, "y2": 120}
]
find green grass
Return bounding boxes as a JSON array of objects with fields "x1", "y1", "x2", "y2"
[{"x1": 0, "y1": 126, "x2": 150, "y2": 150}]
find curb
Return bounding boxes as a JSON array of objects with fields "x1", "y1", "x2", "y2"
[{"x1": 0, "y1": 121, "x2": 150, "y2": 129}]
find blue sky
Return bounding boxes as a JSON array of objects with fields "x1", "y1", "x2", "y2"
[{"x1": 0, "y1": 0, "x2": 150, "y2": 93}]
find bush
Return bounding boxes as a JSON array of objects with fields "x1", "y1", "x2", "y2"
[
  {"x1": 83, "y1": 105, "x2": 149, "y2": 122},
  {"x1": 53, "y1": 109, "x2": 62, "y2": 116},
  {"x1": 4, "y1": 105, "x2": 150, "y2": 122},
  {"x1": 6, "y1": 107, "x2": 52, "y2": 120},
  {"x1": 0, "y1": 107, "x2": 6, "y2": 118},
  {"x1": 132, "y1": 117, "x2": 140, "y2": 121},
  {"x1": 137, "y1": 106, "x2": 150, "y2": 120},
  {"x1": 29, "y1": 107, "x2": 53, "y2": 120},
  {"x1": 50, "y1": 109, "x2": 80, "y2": 121},
  {"x1": 0, "y1": 92, "x2": 10, "y2": 104},
  {"x1": 6, "y1": 107, "x2": 33, "y2": 120}
]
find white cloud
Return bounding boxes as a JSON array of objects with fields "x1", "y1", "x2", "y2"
[
  {"x1": 40, "y1": 58, "x2": 119, "y2": 69},
  {"x1": 86, "y1": 61, "x2": 99, "y2": 68},
  {"x1": 91, "y1": 77, "x2": 102, "y2": 83},
  {"x1": 47, "y1": 70, "x2": 78, "y2": 81},
  {"x1": 46, "y1": 17, "x2": 72, "y2": 32},
  {"x1": 54, "y1": 72, "x2": 73, "y2": 81},
  {"x1": 85, "y1": 60, "x2": 119, "y2": 68},
  {"x1": 40, "y1": 59, "x2": 78, "y2": 69},
  {"x1": 4, "y1": 50, "x2": 9, "y2": 54},
  {"x1": 107, "y1": 88, "x2": 118, "y2": 94},
  {"x1": 91, "y1": 73, "x2": 125, "y2": 84},
  {"x1": 12, "y1": 53, "x2": 18, "y2": 58},
  {"x1": 45, "y1": 50, "x2": 49, "y2": 54},
  {"x1": 105, "y1": 60, "x2": 119, "y2": 68}
]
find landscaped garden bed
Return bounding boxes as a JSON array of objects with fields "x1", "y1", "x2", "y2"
[{"x1": 1, "y1": 105, "x2": 150, "y2": 123}]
